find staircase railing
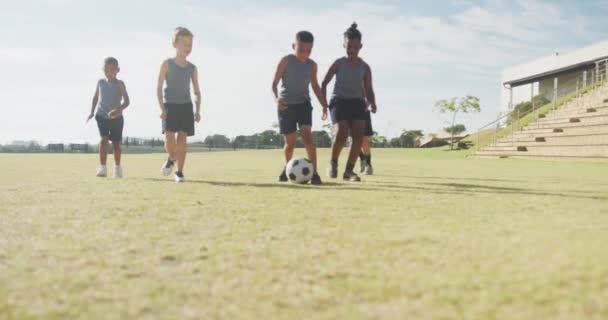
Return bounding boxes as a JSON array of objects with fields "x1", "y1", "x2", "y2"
[{"x1": 470, "y1": 65, "x2": 607, "y2": 154}]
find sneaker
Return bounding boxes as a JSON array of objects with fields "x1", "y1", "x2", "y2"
[
  {"x1": 343, "y1": 171, "x2": 361, "y2": 182},
  {"x1": 364, "y1": 165, "x2": 373, "y2": 176},
  {"x1": 113, "y1": 165, "x2": 123, "y2": 178},
  {"x1": 174, "y1": 171, "x2": 185, "y2": 183},
  {"x1": 277, "y1": 168, "x2": 288, "y2": 182},
  {"x1": 311, "y1": 173, "x2": 322, "y2": 185},
  {"x1": 359, "y1": 159, "x2": 367, "y2": 173},
  {"x1": 96, "y1": 165, "x2": 107, "y2": 177},
  {"x1": 161, "y1": 158, "x2": 175, "y2": 176},
  {"x1": 327, "y1": 161, "x2": 338, "y2": 178}
]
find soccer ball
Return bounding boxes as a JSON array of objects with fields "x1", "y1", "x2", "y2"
[{"x1": 286, "y1": 158, "x2": 314, "y2": 184}]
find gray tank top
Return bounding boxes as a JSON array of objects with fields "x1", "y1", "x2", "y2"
[
  {"x1": 164, "y1": 58, "x2": 195, "y2": 104},
  {"x1": 279, "y1": 55, "x2": 314, "y2": 105},
  {"x1": 332, "y1": 57, "x2": 367, "y2": 99},
  {"x1": 96, "y1": 79, "x2": 123, "y2": 119}
]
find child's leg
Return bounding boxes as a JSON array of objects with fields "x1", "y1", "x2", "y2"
[
  {"x1": 176, "y1": 131, "x2": 188, "y2": 173},
  {"x1": 112, "y1": 141, "x2": 121, "y2": 166},
  {"x1": 331, "y1": 121, "x2": 350, "y2": 162},
  {"x1": 300, "y1": 125, "x2": 317, "y2": 172},
  {"x1": 361, "y1": 136, "x2": 371, "y2": 155},
  {"x1": 165, "y1": 131, "x2": 177, "y2": 160},
  {"x1": 99, "y1": 137, "x2": 109, "y2": 165},
  {"x1": 347, "y1": 120, "x2": 366, "y2": 170},
  {"x1": 283, "y1": 132, "x2": 297, "y2": 163}
]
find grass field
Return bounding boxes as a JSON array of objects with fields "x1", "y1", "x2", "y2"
[{"x1": 1, "y1": 148, "x2": 608, "y2": 319}]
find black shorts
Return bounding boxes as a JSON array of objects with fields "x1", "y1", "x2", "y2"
[
  {"x1": 163, "y1": 102, "x2": 195, "y2": 136},
  {"x1": 278, "y1": 101, "x2": 313, "y2": 134},
  {"x1": 364, "y1": 111, "x2": 374, "y2": 137},
  {"x1": 329, "y1": 98, "x2": 367, "y2": 123},
  {"x1": 96, "y1": 115, "x2": 124, "y2": 142}
]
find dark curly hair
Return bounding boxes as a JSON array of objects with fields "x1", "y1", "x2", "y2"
[{"x1": 344, "y1": 22, "x2": 362, "y2": 40}]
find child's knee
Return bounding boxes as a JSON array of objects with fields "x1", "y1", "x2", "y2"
[
  {"x1": 284, "y1": 140, "x2": 296, "y2": 149},
  {"x1": 100, "y1": 137, "x2": 109, "y2": 144}
]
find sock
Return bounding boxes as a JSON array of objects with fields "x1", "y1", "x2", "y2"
[
  {"x1": 345, "y1": 162, "x2": 355, "y2": 173},
  {"x1": 366, "y1": 154, "x2": 372, "y2": 167},
  {"x1": 331, "y1": 159, "x2": 338, "y2": 166},
  {"x1": 359, "y1": 151, "x2": 366, "y2": 162}
]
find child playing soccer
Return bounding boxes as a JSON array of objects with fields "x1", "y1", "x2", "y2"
[
  {"x1": 322, "y1": 22, "x2": 378, "y2": 181},
  {"x1": 157, "y1": 27, "x2": 202, "y2": 183},
  {"x1": 87, "y1": 57, "x2": 130, "y2": 178},
  {"x1": 271, "y1": 30, "x2": 329, "y2": 185}
]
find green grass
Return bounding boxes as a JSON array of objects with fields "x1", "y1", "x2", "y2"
[{"x1": 1, "y1": 149, "x2": 608, "y2": 319}]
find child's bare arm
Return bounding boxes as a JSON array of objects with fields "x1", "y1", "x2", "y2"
[
  {"x1": 108, "y1": 81, "x2": 130, "y2": 119},
  {"x1": 191, "y1": 67, "x2": 202, "y2": 122},
  {"x1": 157, "y1": 61, "x2": 169, "y2": 118},
  {"x1": 321, "y1": 60, "x2": 338, "y2": 102},
  {"x1": 87, "y1": 81, "x2": 100, "y2": 121},
  {"x1": 363, "y1": 64, "x2": 377, "y2": 113},
  {"x1": 119, "y1": 81, "x2": 130, "y2": 111},
  {"x1": 271, "y1": 57, "x2": 288, "y2": 110},
  {"x1": 310, "y1": 63, "x2": 328, "y2": 120}
]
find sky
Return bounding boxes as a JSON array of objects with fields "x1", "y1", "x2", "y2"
[{"x1": 1, "y1": 0, "x2": 608, "y2": 143}]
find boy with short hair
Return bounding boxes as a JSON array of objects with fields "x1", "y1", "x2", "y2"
[
  {"x1": 157, "y1": 27, "x2": 202, "y2": 183},
  {"x1": 271, "y1": 30, "x2": 329, "y2": 185},
  {"x1": 87, "y1": 57, "x2": 130, "y2": 178}
]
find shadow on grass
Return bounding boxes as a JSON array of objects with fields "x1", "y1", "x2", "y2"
[
  {"x1": 141, "y1": 178, "x2": 607, "y2": 201},
  {"x1": 421, "y1": 182, "x2": 608, "y2": 201},
  {"x1": 373, "y1": 174, "x2": 523, "y2": 183},
  {"x1": 142, "y1": 178, "x2": 379, "y2": 191}
]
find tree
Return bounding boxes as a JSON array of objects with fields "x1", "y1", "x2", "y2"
[
  {"x1": 371, "y1": 135, "x2": 388, "y2": 148},
  {"x1": 312, "y1": 131, "x2": 332, "y2": 148},
  {"x1": 444, "y1": 124, "x2": 467, "y2": 136},
  {"x1": 204, "y1": 134, "x2": 231, "y2": 148},
  {"x1": 435, "y1": 95, "x2": 481, "y2": 149},
  {"x1": 400, "y1": 130, "x2": 424, "y2": 148}
]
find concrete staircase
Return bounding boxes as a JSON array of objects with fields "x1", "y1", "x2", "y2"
[{"x1": 474, "y1": 84, "x2": 608, "y2": 159}]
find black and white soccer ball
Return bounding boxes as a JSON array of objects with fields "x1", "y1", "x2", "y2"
[{"x1": 286, "y1": 157, "x2": 314, "y2": 184}]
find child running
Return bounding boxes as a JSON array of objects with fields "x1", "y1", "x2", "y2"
[
  {"x1": 322, "y1": 22, "x2": 378, "y2": 181},
  {"x1": 271, "y1": 30, "x2": 329, "y2": 185},
  {"x1": 157, "y1": 27, "x2": 202, "y2": 183},
  {"x1": 87, "y1": 57, "x2": 130, "y2": 178}
]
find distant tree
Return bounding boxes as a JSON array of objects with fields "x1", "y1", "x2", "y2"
[
  {"x1": 204, "y1": 134, "x2": 231, "y2": 148},
  {"x1": 312, "y1": 130, "x2": 332, "y2": 148},
  {"x1": 444, "y1": 124, "x2": 467, "y2": 136},
  {"x1": 435, "y1": 95, "x2": 481, "y2": 149},
  {"x1": 400, "y1": 130, "x2": 424, "y2": 148},
  {"x1": 371, "y1": 135, "x2": 388, "y2": 148}
]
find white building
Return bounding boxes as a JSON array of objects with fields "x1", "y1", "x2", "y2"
[{"x1": 502, "y1": 40, "x2": 608, "y2": 112}]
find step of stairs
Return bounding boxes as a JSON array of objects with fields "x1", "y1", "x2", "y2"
[
  {"x1": 476, "y1": 145, "x2": 608, "y2": 158},
  {"x1": 494, "y1": 133, "x2": 608, "y2": 147},
  {"x1": 473, "y1": 87, "x2": 608, "y2": 159},
  {"x1": 526, "y1": 114, "x2": 608, "y2": 129}
]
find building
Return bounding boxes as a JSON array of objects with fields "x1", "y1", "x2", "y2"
[{"x1": 502, "y1": 40, "x2": 608, "y2": 112}]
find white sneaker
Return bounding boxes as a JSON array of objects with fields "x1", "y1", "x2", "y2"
[
  {"x1": 96, "y1": 165, "x2": 107, "y2": 177},
  {"x1": 364, "y1": 165, "x2": 374, "y2": 176},
  {"x1": 161, "y1": 158, "x2": 175, "y2": 176},
  {"x1": 113, "y1": 166, "x2": 123, "y2": 178},
  {"x1": 174, "y1": 171, "x2": 185, "y2": 183}
]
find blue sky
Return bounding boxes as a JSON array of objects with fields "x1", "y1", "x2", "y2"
[{"x1": 1, "y1": 0, "x2": 608, "y2": 143}]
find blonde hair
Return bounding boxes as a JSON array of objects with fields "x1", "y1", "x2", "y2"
[{"x1": 173, "y1": 27, "x2": 193, "y2": 43}]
